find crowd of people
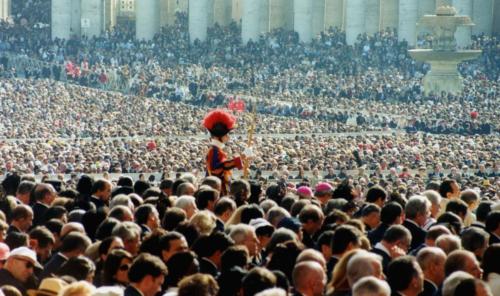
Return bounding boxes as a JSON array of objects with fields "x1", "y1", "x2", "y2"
[{"x1": 0, "y1": 2, "x2": 498, "y2": 296}]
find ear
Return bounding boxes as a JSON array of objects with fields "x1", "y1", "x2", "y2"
[{"x1": 29, "y1": 239, "x2": 38, "y2": 249}]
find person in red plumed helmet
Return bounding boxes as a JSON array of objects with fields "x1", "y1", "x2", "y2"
[{"x1": 203, "y1": 109, "x2": 243, "y2": 195}]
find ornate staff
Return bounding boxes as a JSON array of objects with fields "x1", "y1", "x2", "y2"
[{"x1": 243, "y1": 99, "x2": 257, "y2": 180}]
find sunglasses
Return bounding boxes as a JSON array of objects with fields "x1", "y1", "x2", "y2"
[
  {"x1": 15, "y1": 257, "x2": 35, "y2": 269},
  {"x1": 119, "y1": 264, "x2": 130, "y2": 271}
]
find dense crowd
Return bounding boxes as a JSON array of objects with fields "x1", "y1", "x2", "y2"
[{"x1": 0, "y1": 3, "x2": 498, "y2": 296}]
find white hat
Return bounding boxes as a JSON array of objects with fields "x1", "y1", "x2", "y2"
[{"x1": 9, "y1": 247, "x2": 42, "y2": 268}]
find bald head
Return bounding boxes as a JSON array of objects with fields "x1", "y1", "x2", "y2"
[
  {"x1": 293, "y1": 261, "x2": 326, "y2": 296},
  {"x1": 417, "y1": 247, "x2": 447, "y2": 285},
  {"x1": 296, "y1": 249, "x2": 326, "y2": 271}
]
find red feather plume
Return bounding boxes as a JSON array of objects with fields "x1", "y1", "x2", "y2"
[{"x1": 203, "y1": 109, "x2": 237, "y2": 131}]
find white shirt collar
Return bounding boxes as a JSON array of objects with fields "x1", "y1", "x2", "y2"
[
  {"x1": 211, "y1": 139, "x2": 225, "y2": 149},
  {"x1": 374, "y1": 242, "x2": 391, "y2": 256}
]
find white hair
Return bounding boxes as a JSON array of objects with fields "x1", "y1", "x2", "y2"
[
  {"x1": 422, "y1": 190, "x2": 441, "y2": 206},
  {"x1": 347, "y1": 251, "x2": 383, "y2": 287},
  {"x1": 255, "y1": 288, "x2": 287, "y2": 296},
  {"x1": 442, "y1": 271, "x2": 474, "y2": 296},
  {"x1": 352, "y1": 276, "x2": 391, "y2": 296},
  {"x1": 110, "y1": 194, "x2": 134, "y2": 210},
  {"x1": 175, "y1": 195, "x2": 196, "y2": 210},
  {"x1": 229, "y1": 224, "x2": 254, "y2": 244}
]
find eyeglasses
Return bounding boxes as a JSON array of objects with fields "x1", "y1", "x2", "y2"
[
  {"x1": 14, "y1": 257, "x2": 35, "y2": 269},
  {"x1": 119, "y1": 264, "x2": 130, "y2": 271}
]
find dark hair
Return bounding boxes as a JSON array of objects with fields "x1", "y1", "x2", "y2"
[
  {"x1": 380, "y1": 202, "x2": 403, "y2": 225},
  {"x1": 387, "y1": 256, "x2": 419, "y2": 292},
  {"x1": 91, "y1": 180, "x2": 109, "y2": 195},
  {"x1": 2, "y1": 173, "x2": 21, "y2": 196},
  {"x1": 461, "y1": 228, "x2": 489, "y2": 257},
  {"x1": 128, "y1": 253, "x2": 168, "y2": 283},
  {"x1": 16, "y1": 181, "x2": 35, "y2": 196},
  {"x1": 436, "y1": 212, "x2": 463, "y2": 235},
  {"x1": 195, "y1": 188, "x2": 219, "y2": 210},
  {"x1": 485, "y1": 211, "x2": 500, "y2": 233},
  {"x1": 298, "y1": 205, "x2": 323, "y2": 224},
  {"x1": 159, "y1": 231, "x2": 185, "y2": 252},
  {"x1": 192, "y1": 232, "x2": 234, "y2": 258},
  {"x1": 332, "y1": 180, "x2": 355, "y2": 201},
  {"x1": 135, "y1": 204, "x2": 156, "y2": 225},
  {"x1": 317, "y1": 230, "x2": 335, "y2": 248},
  {"x1": 172, "y1": 179, "x2": 187, "y2": 197},
  {"x1": 98, "y1": 236, "x2": 120, "y2": 257},
  {"x1": 165, "y1": 251, "x2": 199, "y2": 287},
  {"x1": 11, "y1": 205, "x2": 32, "y2": 221},
  {"x1": 439, "y1": 179, "x2": 456, "y2": 198},
  {"x1": 481, "y1": 244, "x2": 500, "y2": 279},
  {"x1": 214, "y1": 198, "x2": 236, "y2": 216},
  {"x1": 267, "y1": 241, "x2": 303, "y2": 282},
  {"x1": 102, "y1": 249, "x2": 133, "y2": 285},
  {"x1": 95, "y1": 218, "x2": 121, "y2": 240},
  {"x1": 330, "y1": 225, "x2": 362, "y2": 254},
  {"x1": 242, "y1": 267, "x2": 277, "y2": 296},
  {"x1": 220, "y1": 246, "x2": 248, "y2": 272},
  {"x1": 362, "y1": 204, "x2": 381, "y2": 217},
  {"x1": 230, "y1": 180, "x2": 250, "y2": 207},
  {"x1": 29, "y1": 226, "x2": 55, "y2": 248},
  {"x1": 240, "y1": 204, "x2": 264, "y2": 224},
  {"x1": 81, "y1": 208, "x2": 107, "y2": 241},
  {"x1": 445, "y1": 200, "x2": 468, "y2": 219},
  {"x1": 45, "y1": 219, "x2": 63, "y2": 237},
  {"x1": 5, "y1": 232, "x2": 29, "y2": 250},
  {"x1": 217, "y1": 267, "x2": 247, "y2": 296},
  {"x1": 453, "y1": 278, "x2": 479, "y2": 296},
  {"x1": 159, "y1": 179, "x2": 174, "y2": 191},
  {"x1": 476, "y1": 201, "x2": 494, "y2": 223},
  {"x1": 134, "y1": 180, "x2": 150, "y2": 197},
  {"x1": 59, "y1": 232, "x2": 91, "y2": 253},
  {"x1": 162, "y1": 208, "x2": 187, "y2": 231},
  {"x1": 44, "y1": 206, "x2": 67, "y2": 222},
  {"x1": 76, "y1": 175, "x2": 94, "y2": 196},
  {"x1": 365, "y1": 186, "x2": 387, "y2": 203},
  {"x1": 57, "y1": 256, "x2": 95, "y2": 281},
  {"x1": 445, "y1": 250, "x2": 474, "y2": 276},
  {"x1": 117, "y1": 176, "x2": 133, "y2": 187},
  {"x1": 139, "y1": 230, "x2": 166, "y2": 257},
  {"x1": 383, "y1": 225, "x2": 411, "y2": 244}
]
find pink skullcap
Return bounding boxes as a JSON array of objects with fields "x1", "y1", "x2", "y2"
[
  {"x1": 315, "y1": 182, "x2": 333, "y2": 193},
  {"x1": 297, "y1": 186, "x2": 313, "y2": 197}
]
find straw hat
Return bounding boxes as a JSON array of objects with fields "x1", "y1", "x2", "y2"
[{"x1": 27, "y1": 278, "x2": 67, "y2": 296}]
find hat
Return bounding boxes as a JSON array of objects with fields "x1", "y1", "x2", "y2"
[
  {"x1": 27, "y1": 278, "x2": 67, "y2": 296},
  {"x1": 203, "y1": 109, "x2": 236, "y2": 137},
  {"x1": 315, "y1": 182, "x2": 333, "y2": 193},
  {"x1": 9, "y1": 247, "x2": 42, "y2": 268},
  {"x1": 277, "y1": 217, "x2": 302, "y2": 233},
  {"x1": 0, "y1": 242, "x2": 10, "y2": 260},
  {"x1": 296, "y1": 186, "x2": 313, "y2": 198}
]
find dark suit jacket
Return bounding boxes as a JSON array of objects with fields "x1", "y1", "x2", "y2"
[
  {"x1": 368, "y1": 223, "x2": 389, "y2": 246},
  {"x1": 403, "y1": 219, "x2": 427, "y2": 251},
  {"x1": 33, "y1": 202, "x2": 49, "y2": 226},
  {"x1": 90, "y1": 196, "x2": 106, "y2": 209},
  {"x1": 7, "y1": 225, "x2": 21, "y2": 235},
  {"x1": 419, "y1": 279, "x2": 438, "y2": 296},
  {"x1": 489, "y1": 233, "x2": 500, "y2": 245},
  {"x1": 199, "y1": 257, "x2": 219, "y2": 277},
  {"x1": 371, "y1": 247, "x2": 391, "y2": 274},
  {"x1": 326, "y1": 256, "x2": 340, "y2": 280},
  {"x1": 41, "y1": 252, "x2": 67, "y2": 279},
  {"x1": 0, "y1": 268, "x2": 36, "y2": 295},
  {"x1": 124, "y1": 286, "x2": 143, "y2": 296}
]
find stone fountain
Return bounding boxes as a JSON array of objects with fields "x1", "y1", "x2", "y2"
[{"x1": 409, "y1": 0, "x2": 482, "y2": 95}]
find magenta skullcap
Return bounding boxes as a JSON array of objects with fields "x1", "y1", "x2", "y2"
[
  {"x1": 297, "y1": 186, "x2": 313, "y2": 197},
  {"x1": 315, "y1": 182, "x2": 333, "y2": 193}
]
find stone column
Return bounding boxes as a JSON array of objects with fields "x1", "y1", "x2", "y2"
[
  {"x1": 242, "y1": 0, "x2": 266, "y2": 43},
  {"x1": 312, "y1": 0, "x2": 326, "y2": 38},
  {"x1": 380, "y1": 0, "x2": 399, "y2": 30},
  {"x1": 294, "y1": 0, "x2": 313, "y2": 42},
  {"x1": 104, "y1": 0, "x2": 118, "y2": 30},
  {"x1": 81, "y1": 0, "x2": 104, "y2": 37},
  {"x1": 71, "y1": 0, "x2": 82, "y2": 37},
  {"x1": 0, "y1": 0, "x2": 10, "y2": 20},
  {"x1": 136, "y1": 0, "x2": 160, "y2": 40},
  {"x1": 472, "y1": 0, "x2": 494, "y2": 36},
  {"x1": 270, "y1": 0, "x2": 293, "y2": 30},
  {"x1": 325, "y1": 0, "x2": 345, "y2": 30},
  {"x1": 494, "y1": 0, "x2": 500, "y2": 35},
  {"x1": 365, "y1": 0, "x2": 381, "y2": 36},
  {"x1": 188, "y1": 0, "x2": 209, "y2": 42},
  {"x1": 232, "y1": 0, "x2": 243, "y2": 22},
  {"x1": 52, "y1": 0, "x2": 73, "y2": 40},
  {"x1": 345, "y1": 0, "x2": 365, "y2": 45},
  {"x1": 213, "y1": 0, "x2": 233, "y2": 26},
  {"x1": 453, "y1": 0, "x2": 472, "y2": 49},
  {"x1": 398, "y1": 0, "x2": 418, "y2": 46},
  {"x1": 417, "y1": 0, "x2": 435, "y2": 36}
]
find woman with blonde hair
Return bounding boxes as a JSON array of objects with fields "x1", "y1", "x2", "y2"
[{"x1": 58, "y1": 281, "x2": 95, "y2": 296}]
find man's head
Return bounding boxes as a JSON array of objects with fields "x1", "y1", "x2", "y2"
[
  {"x1": 175, "y1": 195, "x2": 198, "y2": 219},
  {"x1": 242, "y1": 267, "x2": 277, "y2": 296},
  {"x1": 347, "y1": 251, "x2": 384, "y2": 287},
  {"x1": 298, "y1": 205, "x2": 324, "y2": 235},
  {"x1": 33, "y1": 183, "x2": 57, "y2": 206},
  {"x1": 405, "y1": 195, "x2": 431, "y2": 227},
  {"x1": 92, "y1": 179, "x2": 112, "y2": 202},
  {"x1": 417, "y1": 247, "x2": 447, "y2": 286},
  {"x1": 439, "y1": 180, "x2": 460, "y2": 199},
  {"x1": 29, "y1": 226, "x2": 55, "y2": 263},
  {"x1": 195, "y1": 187, "x2": 220, "y2": 211},
  {"x1": 461, "y1": 227, "x2": 489, "y2": 260},
  {"x1": 442, "y1": 271, "x2": 474, "y2": 296},
  {"x1": 382, "y1": 225, "x2": 412, "y2": 254},
  {"x1": 59, "y1": 232, "x2": 91, "y2": 258},
  {"x1": 213, "y1": 197, "x2": 236, "y2": 223},
  {"x1": 365, "y1": 186, "x2": 387, "y2": 207},
  {"x1": 4, "y1": 247, "x2": 39, "y2": 283},
  {"x1": 229, "y1": 224, "x2": 259, "y2": 257},
  {"x1": 361, "y1": 204, "x2": 381, "y2": 229},
  {"x1": 112, "y1": 221, "x2": 141, "y2": 256},
  {"x1": 11, "y1": 204, "x2": 34, "y2": 232},
  {"x1": 16, "y1": 181, "x2": 36, "y2": 205},
  {"x1": 445, "y1": 250, "x2": 483, "y2": 279},
  {"x1": 387, "y1": 256, "x2": 424, "y2": 296},
  {"x1": 352, "y1": 276, "x2": 391, "y2": 296},
  {"x1": 435, "y1": 234, "x2": 462, "y2": 254},
  {"x1": 134, "y1": 204, "x2": 160, "y2": 231},
  {"x1": 292, "y1": 261, "x2": 326, "y2": 296},
  {"x1": 159, "y1": 231, "x2": 189, "y2": 263},
  {"x1": 380, "y1": 202, "x2": 404, "y2": 225},
  {"x1": 128, "y1": 253, "x2": 168, "y2": 296},
  {"x1": 330, "y1": 225, "x2": 362, "y2": 256},
  {"x1": 177, "y1": 273, "x2": 219, "y2": 296}
]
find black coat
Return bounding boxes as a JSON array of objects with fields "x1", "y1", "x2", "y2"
[
  {"x1": 368, "y1": 223, "x2": 389, "y2": 246},
  {"x1": 124, "y1": 286, "x2": 143, "y2": 296},
  {"x1": 371, "y1": 247, "x2": 392, "y2": 274},
  {"x1": 40, "y1": 253, "x2": 67, "y2": 280},
  {"x1": 33, "y1": 202, "x2": 49, "y2": 227},
  {"x1": 419, "y1": 279, "x2": 438, "y2": 296},
  {"x1": 403, "y1": 219, "x2": 427, "y2": 251}
]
